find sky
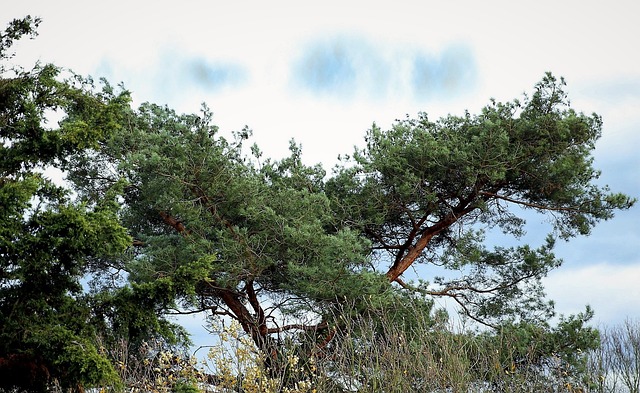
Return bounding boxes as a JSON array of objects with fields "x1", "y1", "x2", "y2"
[{"x1": 4, "y1": 1, "x2": 639, "y2": 342}]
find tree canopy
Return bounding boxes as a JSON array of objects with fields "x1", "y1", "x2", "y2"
[
  {"x1": 66, "y1": 100, "x2": 388, "y2": 364},
  {"x1": 67, "y1": 70, "x2": 634, "y2": 361},
  {"x1": 327, "y1": 73, "x2": 634, "y2": 325},
  {"x1": 0, "y1": 15, "x2": 636, "y2": 391}
]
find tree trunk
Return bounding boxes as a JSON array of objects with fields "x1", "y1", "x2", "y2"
[{"x1": 215, "y1": 287, "x2": 282, "y2": 373}]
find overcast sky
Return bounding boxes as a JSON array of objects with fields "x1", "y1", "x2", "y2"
[{"x1": 5, "y1": 1, "x2": 639, "y2": 338}]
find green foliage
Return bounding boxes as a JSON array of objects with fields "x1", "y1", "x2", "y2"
[
  {"x1": 67, "y1": 98, "x2": 387, "y2": 362},
  {"x1": 479, "y1": 307, "x2": 599, "y2": 390},
  {"x1": 0, "y1": 16, "x2": 131, "y2": 391},
  {"x1": 327, "y1": 72, "x2": 635, "y2": 325},
  {"x1": 0, "y1": 15, "x2": 40, "y2": 66}
]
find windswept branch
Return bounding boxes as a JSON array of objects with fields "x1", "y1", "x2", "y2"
[
  {"x1": 393, "y1": 270, "x2": 541, "y2": 330},
  {"x1": 423, "y1": 271, "x2": 538, "y2": 296}
]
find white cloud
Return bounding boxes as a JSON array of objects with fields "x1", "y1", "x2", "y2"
[{"x1": 544, "y1": 263, "x2": 640, "y2": 325}]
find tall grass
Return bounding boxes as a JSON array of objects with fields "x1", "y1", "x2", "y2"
[
  {"x1": 292, "y1": 302, "x2": 587, "y2": 393},
  {"x1": 50, "y1": 311, "x2": 639, "y2": 392}
]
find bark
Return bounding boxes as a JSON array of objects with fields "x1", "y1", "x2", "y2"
[
  {"x1": 158, "y1": 211, "x2": 189, "y2": 234},
  {"x1": 385, "y1": 207, "x2": 473, "y2": 281},
  {"x1": 215, "y1": 286, "x2": 281, "y2": 371},
  {"x1": 385, "y1": 230, "x2": 437, "y2": 282}
]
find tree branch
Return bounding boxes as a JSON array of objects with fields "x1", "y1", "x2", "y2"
[
  {"x1": 246, "y1": 279, "x2": 267, "y2": 336},
  {"x1": 394, "y1": 271, "x2": 541, "y2": 330},
  {"x1": 386, "y1": 205, "x2": 476, "y2": 281},
  {"x1": 266, "y1": 321, "x2": 328, "y2": 334},
  {"x1": 449, "y1": 293, "x2": 498, "y2": 329},
  {"x1": 158, "y1": 210, "x2": 190, "y2": 234},
  {"x1": 165, "y1": 307, "x2": 212, "y2": 316},
  {"x1": 397, "y1": 278, "x2": 497, "y2": 329},
  {"x1": 480, "y1": 191, "x2": 584, "y2": 212}
]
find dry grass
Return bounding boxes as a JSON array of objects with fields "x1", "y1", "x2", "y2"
[{"x1": 64, "y1": 310, "x2": 640, "y2": 393}]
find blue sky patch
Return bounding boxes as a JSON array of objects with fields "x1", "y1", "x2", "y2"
[
  {"x1": 292, "y1": 35, "x2": 476, "y2": 101},
  {"x1": 188, "y1": 57, "x2": 247, "y2": 91},
  {"x1": 412, "y1": 45, "x2": 477, "y2": 100},
  {"x1": 292, "y1": 37, "x2": 360, "y2": 96}
]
